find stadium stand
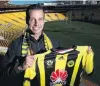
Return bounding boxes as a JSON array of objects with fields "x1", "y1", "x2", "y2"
[
  {"x1": 45, "y1": 13, "x2": 66, "y2": 21},
  {"x1": 0, "y1": 13, "x2": 26, "y2": 28},
  {"x1": 45, "y1": 13, "x2": 53, "y2": 21},
  {"x1": 48, "y1": 13, "x2": 59, "y2": 20},
  {"x1": 55, "y1": 13, "x2": 66, "y2": 20}
]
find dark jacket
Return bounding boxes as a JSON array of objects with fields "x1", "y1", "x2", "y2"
[{"x1": 0, "y1": 34, "x2": 60, "y2": 86}]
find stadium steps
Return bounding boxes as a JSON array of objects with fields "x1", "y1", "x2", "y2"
[
  {"x1": 6, "y1": 13, "x2": 25, "y2": 24},
  {"x1": 19, "y1": 12, "x2": 26, "y2": 17},
  {"x1": 0, "y1": 40, "x2": 10, "y2": 47},
  {"x1": 0, "y1": 13, "x2": 26, "y2": 28},
  {"x1": 0, "y1": 12, "x2": 27, "y2": 41},
  {"x1": 45, "y1": 14, "x2": 53, "y2": 21},
  {"x1": 56, "y1": 13, "x2": 66, "y2": 20},
  {"x1": 45, "y1": 13, "x2": 66, "y2": 21},
  {"x1": 48, "y1": 13, "x2": 59, "y2": 20},
  {"x1": 12, "y1": 12, "x2": 26, "y2": 22},
  {"x1": 0, "y1": 21, "x2": 24, "y2": 40}
]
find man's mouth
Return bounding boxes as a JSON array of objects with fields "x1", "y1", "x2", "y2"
[
  {"x1": 33, "y1": 26, "x2": 42, "y2": 30},
  {"x1": 33, "y1": 27, "x2": 38, "y2": 30}
]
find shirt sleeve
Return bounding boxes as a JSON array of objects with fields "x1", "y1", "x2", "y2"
[
  {"x1": 76, "y1": 46, "x2": 94, "y2": 74},
  {"x1": 0, "y1": 41, "x2": 23, "y2": 77},
  {"x1": 82, "y1": 50, "x2": 94, "y2": 74}
]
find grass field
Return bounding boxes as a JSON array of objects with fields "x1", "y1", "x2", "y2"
[{"x1": 44, "y1": 20, "x2": 100, "y2": 85}]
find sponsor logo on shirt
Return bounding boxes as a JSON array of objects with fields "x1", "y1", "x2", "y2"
[
  {"x1": 46, "y1": 60, "x2": 53, "y2": 68},
  {"x1": 67, "y1": 60, "x2": 74, "y2": 67},
  {"x1": 50, "y1": 69, "x2": 68, "y2": 86}
]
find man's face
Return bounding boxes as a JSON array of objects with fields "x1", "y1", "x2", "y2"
[{"x1": 28, "y1": 9, "x2": 45, "y2": 35}]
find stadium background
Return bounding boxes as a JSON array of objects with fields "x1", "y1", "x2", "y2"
[{"x1": 0, "y1": 1, "x2": 100, "y2": 86}]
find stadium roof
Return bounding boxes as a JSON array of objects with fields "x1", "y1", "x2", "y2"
[{"x1": 8, "y1": 0, "x2": 54, "y2": 5}]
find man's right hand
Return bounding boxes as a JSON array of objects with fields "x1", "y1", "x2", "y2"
[{"x1": 18, "y1": 55, "x2": 34, "y2": 70}]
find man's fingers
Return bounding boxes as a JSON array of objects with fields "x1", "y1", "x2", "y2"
[
  {"x1": 26, "y1": 56, "x2": 34, "y2": 67},
  {"x1": 27, "y1": 55, "x2": 34, "y2": 59},
  {"x1": 26, "y1": 57, "x2": 34, "y2": 62},
  {"x1": 87, "y1": 46, "x2": 93, "y2": 54},
  {"x1": 26, "y1": 62, "x2": 33, "y2": 67},
  {"x1": 22, "y1": 55, "x2": 35, "y2": 69}
]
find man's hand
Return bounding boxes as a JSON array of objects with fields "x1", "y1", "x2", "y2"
[
  {"x1": 87, "y1": 46, "x2": 93, "y2": 54},
  {"x1": 18, "y1": 55, "x2": 34, "y2": 70}
]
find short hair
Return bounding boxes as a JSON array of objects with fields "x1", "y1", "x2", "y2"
[{"x1": 26, "y1": 4, "x2": 44, "y2": 25}]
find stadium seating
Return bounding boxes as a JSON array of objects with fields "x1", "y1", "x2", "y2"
[
  {"x1": 45, "y1": 13, "x2": 66, "y2": 21},
  {"x1": 45, "y1": 13, "x2": 53, "y2": 21}
]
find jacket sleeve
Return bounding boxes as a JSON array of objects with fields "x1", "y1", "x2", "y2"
[{"x1": 0, "y1": 41, "x2": 23, "y2": 77}]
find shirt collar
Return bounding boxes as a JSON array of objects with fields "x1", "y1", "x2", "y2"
[{"x1": 30, "y1": 34, "x2": 44, "y2": 42}]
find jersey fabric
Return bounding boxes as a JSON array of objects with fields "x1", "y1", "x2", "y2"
[{"x1": 24, "y1": 46, "x2": 94, "y2": 86}]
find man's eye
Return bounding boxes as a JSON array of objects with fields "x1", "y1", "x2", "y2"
[
  {"x1": 30, "y1": 18, "x2": 35, "y2": 21},
  {"x1": 31, "y1": 19, "x2": 34, "y2": 21}
]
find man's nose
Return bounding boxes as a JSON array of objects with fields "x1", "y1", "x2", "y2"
[{"x1": 34, "y1": 19, "x2": 38, "y2": 26}]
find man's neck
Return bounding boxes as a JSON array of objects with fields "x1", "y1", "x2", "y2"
[{"x1": 31, "y1": 32, "x2": 42, "y2": 40}]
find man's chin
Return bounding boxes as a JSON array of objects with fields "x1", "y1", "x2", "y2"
[
  {"x1": 32, "y1": 29, "x2": 42, "y2": 33},
  {"x1": 32, "y1": 31, "x2": 42, "y2": 35}
]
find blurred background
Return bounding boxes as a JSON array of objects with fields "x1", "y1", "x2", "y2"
[{"x1": 0, "y1": 0, "x2": 100, "y2": 86}]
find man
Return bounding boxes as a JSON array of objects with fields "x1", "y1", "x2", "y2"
[{"x1": 0, "y1": 4, "x2": 60, "y2": 86}]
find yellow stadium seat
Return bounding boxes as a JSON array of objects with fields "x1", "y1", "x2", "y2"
[{"x1": 45, "y1": 14, "x2": 52, "y2": 21}]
